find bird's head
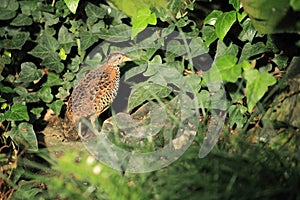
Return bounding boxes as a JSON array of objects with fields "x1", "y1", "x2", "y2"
[{"x1": 107, "y1": 52, "x2": 131, "y2": 67}]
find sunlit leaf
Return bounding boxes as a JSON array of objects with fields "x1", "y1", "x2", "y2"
[
  {"x1": 64, "y1": 0, "x2": 80, "y2": 14},
  {"x1": 131, "y1": 8, "x2": 157, "y2": 39},
  {"x1": 214, "y1": 55, "x2": 241, "y2": 83},
  {"x1": 215, "y1": 11, "x2": 236, "y2": 40},
  {"x1": 244, "y1": 69, "x2": 276, "y2": 112}
]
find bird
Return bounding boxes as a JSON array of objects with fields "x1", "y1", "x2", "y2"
[{"x1": 63, "y1": 52, "x2": 131, "y2": 140}]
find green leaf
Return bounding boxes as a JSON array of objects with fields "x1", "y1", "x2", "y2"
[
  {"x1": 272, "y1": 54, "x2": 288, "y2": 69},
  {"x1": 43, "y1": 12, "x2": 59, "y2": 27},
  {"x1": 19, "y1": 1, "x2": 38, "y2": 16},
  {"x1": 4, "y1": 104, "x2": 29, "y2": 121},
  {"x1": 202, "y1": 25, "x2": 218, "y2": 47},
  {"x1": 68, "y1": 55, "x2": 81, "y2": 72},
  {"x1": 59, "y1": 48, "x2": 67, "y2": 60},
  {"x1": 228, "y1": 104, "x2": 247, "y2": 129},
  {"x1": 128, "y1": 82, "x2": 171, "y2": 111},
  {"x1": 41, "y1": 53, "x2": 65, "y2": 73},
  {"x1": 131, "y1": 8, "x2": 157, "y2": 39},
  {"x1": 215, "y1": 40, "x2": 239, "y2": 60},
  {"x1": 197, "y1": 90, "x2": 210, "y2": 109},
  {"x1": 29, "y1": 34, "x2": 59, "y2": 59},
  {"x1": 0, "y1": 0, "x2": 18, "y2": 20},
  {"x1": 12, "y1": 122, "x2": 38, "y2": 151},
  {"x1": 30, "y1": 107, "x2": 44, "y2": 119},
  {"x1": 244, "y1": 69, "x2": 276, "y2": 112},
  {"x1": 189, "y1": 37, "x2": 208, "y2": 57},
  {"x1": 55, "y1": 86, "x2": 70, "y2": 99},
  {"x1": 47, "y1": 100, "x2": 64, "y2": 115},
  {"x1": 238, "y1": 19, "x2": 257, "y2": 42},
  {"x1": 0, "y1": 32, "x2": 30, "y2": 50},
  {"x1": 239, "y1": 42, "x2": 269, "y2": 62},
  {"x1": 58, "y1": 25, "x2": 76, "y2": 54},
  {"x1": 64, "y1": 0, "x2": 79, "y2": 14},
  {"x1": 204, "y1": 10, "x2": 223, "y2": 25},
  {"x1": 229, "y1": 0, "x2": 241, "y2": 11},
  {"x1": 79, "y1": 31, "x2": 98, "y2": 52},
  {"x1": 37, "y1": 87, "x2": 53, "y2": 103},
  {"x1": 85, "y1": 2, "x2": 106, "y2": 20},
  {"x1": 0, "y1": 83, "x2": 14, "y2": 93},
  {"x1": 98, "y1": 24, "x2": 131, "y2": 42},
  {"x1": 215, "y1": 11, "x2": 236, "y2": 40},
  {"x1": 241, "y1": 0, "x2": 296, "y2": 33},
  {"x1": 108, "y1": 0, "x2": 168, "y2": 18},
  {"x1": 166, "y1": 40, "x2": 187, "y2": 56},
  {"x1": 291, "y1": 0, "x2": 300, "y2": 11},
  {"x1": 214, "y1": 55, "x2": 241, "y2": 83},
  {"x1": 15, "y1": 62, "x2": 42, "y2": 83},
  {"x1": 10, "y1": 14, "x2": 33, "y2": 26},
  {"x1": 43, "y1": 72, "x2": 63, "y2": 87}
]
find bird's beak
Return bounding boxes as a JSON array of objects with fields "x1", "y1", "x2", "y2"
[{"x1": 123, "y1": 56, "x2": 132, "y2": 62}]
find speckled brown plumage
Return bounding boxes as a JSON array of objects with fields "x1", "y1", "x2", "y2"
[{"x1": 63, "y1": 52, "x2": 130, "y2": 140}]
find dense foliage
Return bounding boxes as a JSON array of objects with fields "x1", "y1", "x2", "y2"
[{"x1": 1, "y1": 0, "x2": 299, "y2": 199}]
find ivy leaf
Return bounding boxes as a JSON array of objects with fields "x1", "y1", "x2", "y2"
[
  {"x1": 0, "y1": 32, "x2": 30, "y2": 50},
  {"x1": 43, "y1": 72, "x2": 63, "y2": 87},
  {"x1": 291, "y1": 0, "x2": 300, "y2": 11},
  {"x1": 131, "y1": 8, "x2": 157, "y2": 39},
  {"x1": 214, "y1": 55, "x2": 241, "y2": 83},
  {"x1": 10, "y1": 122, "x2": 38, "y2": 151},
  {"x1": 204, "y1": 10, "x2": 223, "y2": 25},
  {"x1": 4, "y1": 104, "x2": 29, "y2": 121},
  {"x1": 215, "y1": 11, "x2": 236, "y2": 40},
  {"x1": 43, "y1": 12, "x2": 59, "y2": 27},
  {"x1": 215, "y1": 40, "x2": 239, "y2": 60},
  {"x1": 272, "y1": 54, "x2": 288, "y2": 70},
  {"x1": 58, "y1": 25, "x2": 76, "y2": 54},
  {"x1": 238, "y1": 19, "x2": 257, "y2": 42},
  {"x1": 202, "y1": 25, "x2": 218, "y2": 47},
  {"x1": 239, "y1": 42, "x2": 269, "y2": 62},
  {"x1": 244, "y1": 69, "x2": 276, "y2": 112},
  {"x1": 229, "y1": 0, "x2": 241, "y2": 11},
  {"x1": 228, "y1": 104, "x2": 247, "y2": 129},
  {"x1": 166, "y1": 40, "x2": 186, "y2": 56},
  {"x1": 79, "y1": 31, "x2": 98, "y2": 52},
  {"x1": 55, "y1": 86, "x2": 70, "y2": 99},
  {"x1": 47, "y1": 100, "x2": 64, "y2": 115},
  {"x1": 15, "y1": 62, "x2": 42, "y2": 83},
  {"x1": 41, "y1": 52, "x2": 65, "y2": 73},
  {"x1": 108, "y1": 0, "x2": 168, "y2": 18},
  {"x1": 11, "y1": 32, "x2": 30, "y2": 49},
  {"x1": 10, "y1": 14, "x2": 33, "y2": 26},
  {"x1": 68, "y1": 55, "x2": 81, "y2": 72},
  {"x1": 98, "y1": 24, "x2": 131, "y2": 42},
  {"x1": 29, "y1": 34, "x2": 59, "y2": 59},
  {"x1": 30, "y1": 107, "x2": 44, "y2": 119},
  {"x1": 128, "y1": 82, "x2": 171, "y2": 111},
  {"x1": 64, "y1": 0, "x2": 80, "y2": 14},
  {"x1": 0, "y1": 0, "x2": 18, "y2": 20},
  {"x1": 85, "y1": 3, "x2": 106, "y2": 25},
  {"x1": 189, "y1": 37, "x2": 208, "y2": 57},
  {"x1": 37, "y1": 87, "x2": 53, "y2": 103}
]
